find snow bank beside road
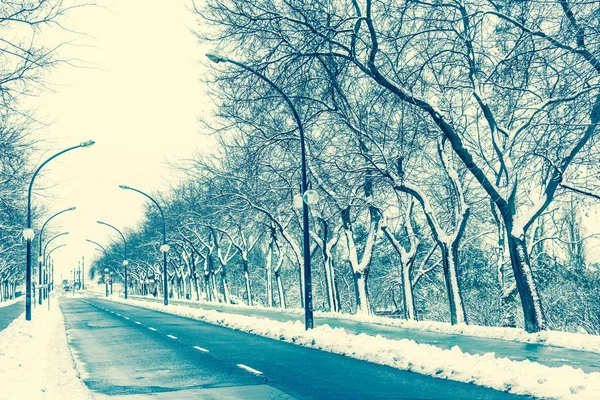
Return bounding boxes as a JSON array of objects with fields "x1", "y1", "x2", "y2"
[
  {"x1": 0, "y1": 299, "x2": 94, "y2": 400},
  {"x1": 314, "y1": 311, "x2": 600, "y2": 355},
  {"x1": 115, "y1": 298, "x2": 600, "y2": 400},
  {"x1": 130, "y1": 294, "x2": 600, "y2": 355}
]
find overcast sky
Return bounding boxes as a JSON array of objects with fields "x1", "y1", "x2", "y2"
[{"x1": 28, "y1": 0, "x2": 212, "y2": 282}]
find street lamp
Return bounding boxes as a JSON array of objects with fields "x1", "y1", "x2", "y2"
[
  {"x1": 46, "y1": 244, "x2": 66, "y2": 291},
  {"x1": 41, "y1": 231, "x2": 69, "y2": 302},
  {"x1": 104, "y1": 268, "x2": 109, "y2": 297},
  {"x1": 45, "y1": 244, "x2": 66, "y2": 310},
  {"x1": 38, "y1": 207, "x2": 76, "y2": 303},
  {"x1": 119, "y1": 185, "x2": 169, "y2": 306},
  {"x1": 97, "y1": 221, "x2": 128, "y2": 299},
  {"x1": 24, "y1": 140, "x2": 95, "y2": 320},
  {"x1": 206, "y1": 53, "x2": 316, "y2": 329}
]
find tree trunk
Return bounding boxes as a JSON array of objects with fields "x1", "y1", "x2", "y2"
[
  {"x1": 221, "y1": 268, "x2": 230, "y2": 304},
  {"x1": 193, "y1": 275, "x2": 200, "y2": 301},
  {"x1": 275, "y1": 270, "x2": 286, "y2": 309},
  {"x1": 506, "y1": 233, "x2": 545, "y2": 333},
  {"x1": 265, "y1": 241, "x2": 274, "y2": 307},
  {"x1": 211, "y1": 273, "x2": 219, "y2": 302},
  {"x1": 401, "y1": 262, "x2": 415, "y2": 320},
  {"x1": 242, "y1": 258, "x2": 252, "y2": 306},
  {"x1": 353, "y1": 269, "x2": 371, "y2": 315},
  {"x1": 441, "y1": 243, "x2": 467, "y2": 325}
]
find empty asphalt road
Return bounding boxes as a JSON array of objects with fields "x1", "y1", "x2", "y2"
[
  {"x1": 126, "y1": 295, "x2": 600, "y2": 373},
  {"x1": 0, "y1": 299, "x2": 23, "y2": 332},
  {"x1": 60, "y1": 297, "x2": 532, "y2": 399}
]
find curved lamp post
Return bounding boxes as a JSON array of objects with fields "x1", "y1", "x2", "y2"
[
  {"x1": 206, "y1": 53, "x2": 316, "y2": 329},
  {"x1": 85, "y1": 239, "x2": 107, "y2": 255},
  {"x1": 45, "y1": 243, "x2": 66, "y2": 310},
  {"x1": 118, "y1": 185, "x2": 169, "y2": 306},
  {"x1": 87, "y1": 240, "x2": 115, "y2": 297},
  {"x1": 97, "y1": 221, "x2": 128, "y2": 299},
  {"x1": 23, "y1": 140, "x2": 95, "y2": 321},
  {"x1": 37, "y1": 207, "x2": 76, "y2": 303},
  {"x1": 42, "y1": 231, "x2": 69, "y2": 300}
]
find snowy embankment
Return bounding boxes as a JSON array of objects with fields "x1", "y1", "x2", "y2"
[
  {"x1": 0, "y1": 297, "x2": 21, "y2": 308},
  {"x1": 313, "y1": 311, "x2": 600, "y2": 355},
  {"x1": 0, "y1": 298, "x2": 94, "y2": 400},
  {"x1": 129, "y1": 294, "x2": 600, "y2": 354},
  {"x1": 114, "y1": 297, "x2": 600, "y2": 400}
]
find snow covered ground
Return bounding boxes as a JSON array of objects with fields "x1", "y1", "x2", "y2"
[
  {"x1": 130, "y1": 295, "x2": 600, "y2": 355},
  {"x1": 114, "y1": 297, "x2": 600, "y2": 400},
  {"x1": 0, "y1": 297, "x2": 94, "y2": 400}
]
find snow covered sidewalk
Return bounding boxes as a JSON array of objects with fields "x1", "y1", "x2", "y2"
[
  {"x1": 112, "y1": 297, "x2": 600, "y2": 400},
  {"x1": 0, "y1": 298, "x2": 94, "y2": 400}
]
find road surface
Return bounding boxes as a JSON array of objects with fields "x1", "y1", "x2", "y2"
[
  {"x1": 125, "y1": 295, "x2": 600, "y2": 374},
  {"x1": 0, "y1": 299, "x2": 24, "y2": 332},
  {"x1": 61, "y1": 297, "x2": 531, "y2": 399}
]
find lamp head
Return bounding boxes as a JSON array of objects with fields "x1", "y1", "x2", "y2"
[
  {"x1": 80, "y1": 140, "x2": 95, "y2": 148},
  {"x1": 119, "y1": 185, "x2": 130, "y2": 190},
  {"x1": 123, "y1": 260, "x2": 129, "y2": 266},
  {"x1": 67, "y1": 207, "x2": 77, "y2": 212},
  {"x1": 23, "y1": 228, "x2": 35, "y2": 241},
  {"x1": 206, "y1": 53, "x2": 225, "y2": 64},
  {"x1": 293, "y1": 194, "x2": 303, "y2": 210}
]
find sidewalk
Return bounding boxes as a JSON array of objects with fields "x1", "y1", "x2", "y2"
[{"x1": 124, "y1": 295, "x2": 600, "y2": 373}]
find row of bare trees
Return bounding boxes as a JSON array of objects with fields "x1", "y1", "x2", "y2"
[
  {"x1": 0, "y1": 1, "x2": 80, "y2": 302},
  {"x1": 91, "y1": 0, "x2": 600, "y2": 334}
]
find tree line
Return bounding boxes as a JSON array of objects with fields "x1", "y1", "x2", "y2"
[
  {"x1": 91, "y1": 0, "x2": 599, "y2": 334},
  {"x1": 0, "y1": 1, "x2": 79, "y2": 302}
]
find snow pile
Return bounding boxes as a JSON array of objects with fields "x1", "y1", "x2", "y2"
[
  {"x1": 114, "y1": 297, "x2": 600, "y2": 400},
  {"x1": 0, "y1": 299, "x2": 94, "y2": 400},
  {"x1": 0, "y1": 297, "x2": 21, "y2": 309},
  {"x1": 129, "y1": 294, "x2": 600, "y2": 354},
  {"x1": 313, "y1": 312, "x2": 600, "y2": 354}
]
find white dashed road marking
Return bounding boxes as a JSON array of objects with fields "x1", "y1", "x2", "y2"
[
  {"x1": 237, "y1": 364, "x2": 263, "y2": 375},
  {"x1": 193, "y1": 346, "x2": 209, "y2": 352},
  {"x1": 124, "y1": 317, "x2": 130, "y2": 320},
  {"x1": 148, "y1": 327, "x2": 157, "y2": 331},
  {"x1": 167, "y1": 335, "x2": 177, "y2": 340},
  {"x1": 134, "y1": 321, "x2": 142, "y2": 325}
]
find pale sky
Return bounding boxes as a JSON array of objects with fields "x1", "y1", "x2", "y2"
[{"x1": 28, "y1": 0, "x2": 213, "y2": 282}]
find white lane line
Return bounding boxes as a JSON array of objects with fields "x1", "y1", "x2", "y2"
[
  {"x1": 116, "y1": 313, "x2": 121, "y2": 317},
  {"x1": 237, "y1": 364, "x2": 263, "y2": 375},
  {"x1": 123, "y1": 317, "x2": 130, "y2": 320},
  {"x1": 167, "y1": 335, "x2": 177, "y2": 340},
  {"x1": 134, "y1": 321, "x2": 142, "y2": 325},
  {"x1": 148, "y1": 327, "x2": 157, "y2": 331},
  {"x1": 193, "y1": 346, "x2": 209, "y2": 353}
]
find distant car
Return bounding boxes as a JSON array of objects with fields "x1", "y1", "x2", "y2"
[{"x1": 63, "y1": 285, "x2": 74, "y2": 292}]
